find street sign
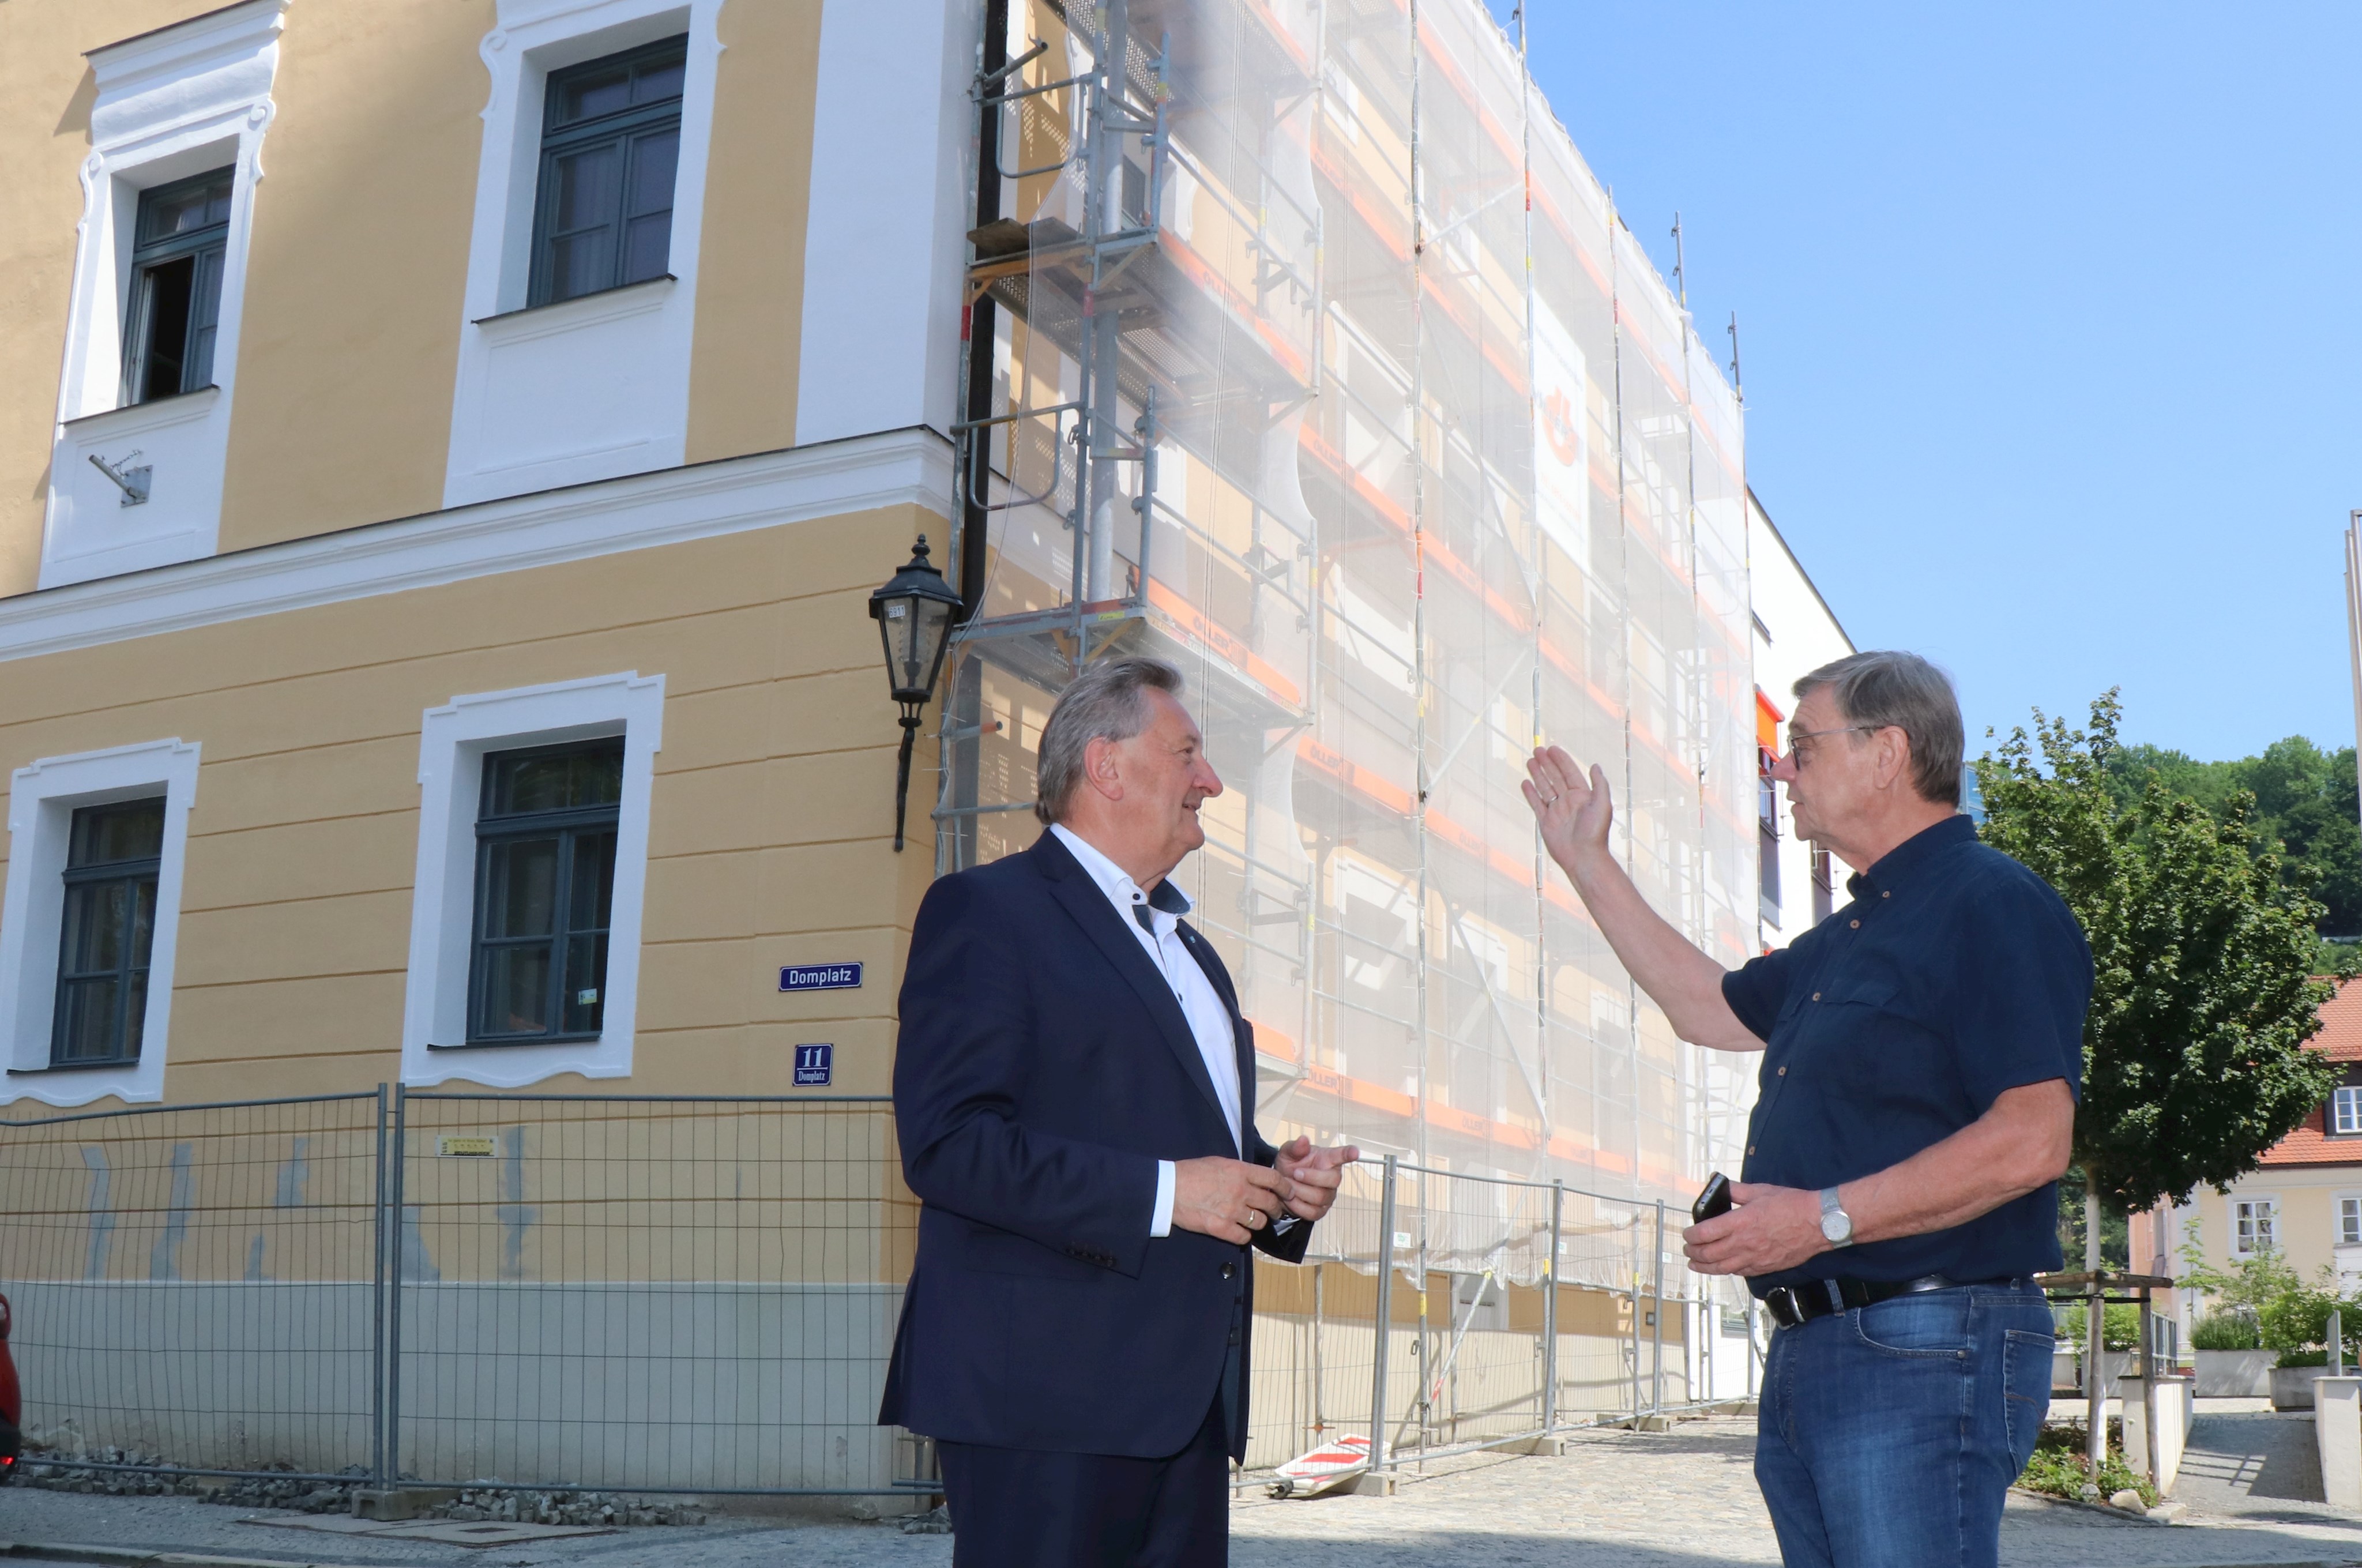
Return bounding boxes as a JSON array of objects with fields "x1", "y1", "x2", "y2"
[
  {"x1": 779, "y1": 962, "x2": 863, "y2": 992},
  {"x1": 793, "y1": 1043, "x2": 834, "y2": 1086}
]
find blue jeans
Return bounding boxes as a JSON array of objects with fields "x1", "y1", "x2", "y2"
[{"x1": 1755, "y1": 1281, "x2": 2055, "y2": 1568}]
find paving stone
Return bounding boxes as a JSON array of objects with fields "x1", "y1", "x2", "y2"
[{"x1": 10, "y1": 1413, "x2": 2362, "y2": 1566}]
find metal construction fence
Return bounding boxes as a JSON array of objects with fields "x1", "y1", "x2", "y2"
[
  {"x1": 0, "y1": 1092, "x2": 1754, "y2": 1494},
  {"x1": 1261, "y1": 1153, "x2": 1758, "y2": 1479}
]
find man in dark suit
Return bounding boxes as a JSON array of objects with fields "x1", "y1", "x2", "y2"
[{"x1": 881, "y1": 656, "x2": 1358, "y2": 1567}]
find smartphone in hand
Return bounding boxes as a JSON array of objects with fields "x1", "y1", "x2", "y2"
[{"x1": 1692, "y1": 1171, "x2": 1732, "y2": 1225}]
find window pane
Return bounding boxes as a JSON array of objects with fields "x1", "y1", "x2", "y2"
[
  {"x1": 626, "y1": 128, "x2": 679, "y2": 219},
  {"x1": 480, "y1": 945, "x2": 554, "y2": 1036},
  {"x1": 185, "y1": 246, "x2": 225, "y2": 390},
  {"x1": 73, "y1": 801, "x2": 165, "y2": 867},
  {"x1": 55, "y1": 977, "x2": 122, "y2": 1062},
  {"x1": 486, "y1": 742, "x2": 624, "y2": 817},
  {"x1": 484, "y1": 838, "x2": 562, "y2": 938},
  {"x1": 130, "y1": 878, "x2": 157, "y2": 971},
  {"x1": 620, "y1": 130, "x2": 678, "y2": 282},
  {"x1": 545, "y1": 144, "x2": 621, "y2": 300},
  {"x1": 567, "y1": 746, "x2": 624, "y2": 808},
  {"x1": 570, "y1": 829, "x2": 618, "y2": 930},
  {"x1": 556, "y1": 64, "x2": 634, "y2": 125},
  {"x1": 622, "y1": 214, "x2": 672, "y2": 288},
  {"x1": 493, "y1": 755, "x2": 577, "y2": 817},
  {"x1": 138, "y1": 174, "x2": 234, "y2": 245},
  {"x1": 563, "y1": 933, "x2": 609, "y2": 1034},
  {"x1": 134, "y1": 257, "x2": 195, "y2": 404},
  {"x1": 122, "y1": 972, "x2": 148, "y2": 1058},
  {"x1": 552, "y1": 143, "x2": 621, "y2": 231},
  {"x1": 633, "y1": 55, "x2": 685, "y2": 104},
  {"x1": 68, "y1": 882, "x2": 132, "y2": 973}
]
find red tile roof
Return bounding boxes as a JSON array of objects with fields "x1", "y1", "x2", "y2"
[
  {"x1": 2259, "y1": 977, "x2": 2362, "y2": 1167},
  {"x1": 2312, "y1": 975, "x2": 2362, "y2": 1061}
]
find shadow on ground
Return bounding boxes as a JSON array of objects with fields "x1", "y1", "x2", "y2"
[{"x1": 2182, "y1": 1412, "x2": 2331, "y2": 1506}]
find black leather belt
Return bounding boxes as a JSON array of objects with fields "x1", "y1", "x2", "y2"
[{"x1": 1762, "y1": 1273, "x2": 2018, "y2": 1329}]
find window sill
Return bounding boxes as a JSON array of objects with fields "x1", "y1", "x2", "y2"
[
  {"x1": 472, "y1": 275, "x2": 676, "y2": 328},
  {"x1": 429, "y1": 1035, "x2": 605, "y2": 1051},
  {"x1": 9, "y1": 1059, "x2": 143, "y2": 1075},
  {"x1": 61, "y1": 384, "x2": 221, "y2": 435}
]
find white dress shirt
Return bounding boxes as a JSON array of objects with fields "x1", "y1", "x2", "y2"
[{"x1": 1051, "y1": 824, "x2": 1242, "y2": 1237}]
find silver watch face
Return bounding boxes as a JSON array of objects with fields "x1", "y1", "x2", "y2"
[{"x1": 1821, "y1": 1210, "x2": 1850, "y2": 1243}]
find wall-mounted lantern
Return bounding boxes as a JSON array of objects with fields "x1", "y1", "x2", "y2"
[{"x1": 868, "y1": 535, "x2": 962, "y2": 852}]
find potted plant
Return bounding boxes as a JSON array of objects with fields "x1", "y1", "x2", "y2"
[
  {"x1": 2261, "y1": 1281, "x2": 2362, "y2": 1410},
  {"x1": 2191, "y1": 1308, "x2": 2273, "y2": 1397}
]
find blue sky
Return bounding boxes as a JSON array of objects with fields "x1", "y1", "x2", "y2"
[{"x1": 1494, "y1": 2, "x2": 2361, "y2": 762}]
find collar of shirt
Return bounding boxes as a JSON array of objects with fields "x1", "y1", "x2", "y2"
[
  {"x1": 1050, "y1": 823, "x2": 1193, "y2": 937},
  {"x1": 1844, "y1": 813, "x2": 1977, "y2": 903}
]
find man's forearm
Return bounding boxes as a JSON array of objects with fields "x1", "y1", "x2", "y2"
[
  {"x1": 1841, "y1": 1080, "x2": 2074, "y2": 1246},
  {"x1": 1564, "y1": 844, "x2": 1759, "y2": 1051}
]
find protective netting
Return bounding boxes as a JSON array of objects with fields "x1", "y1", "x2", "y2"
[{"x1": 945, "y1": 0, "x2": 1757, "y2": 1264}]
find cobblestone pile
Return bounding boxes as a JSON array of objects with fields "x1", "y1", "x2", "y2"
[
  {"x1": 437, "y1": 1487, "x2": 706, "y2": 1527},
  {"x1": 12, "y1": 1450, "x2": 705, "y2": 1526}
]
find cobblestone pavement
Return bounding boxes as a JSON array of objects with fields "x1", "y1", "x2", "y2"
[
  {"x1": 9, "y1": 1416, "x2": 2362, "y2": 1566},
  {"x1": 1229, "y1": 1417, "x2": 2362, "y2": 1566}
]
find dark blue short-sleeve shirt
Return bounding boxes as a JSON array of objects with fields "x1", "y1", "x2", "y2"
[{"x1": 1722, "y1": 814, "x2": 2092, "y2": 1294}]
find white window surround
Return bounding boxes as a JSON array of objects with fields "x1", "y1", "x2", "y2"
[
  {"x1": 2340, "y1": 1193, "x2": 2362, "y2": 1249},
  {"x1": 443, "y1": 0, "x2": 723, "y2": 509},
  {"x1": 402, "y1": 672, "x2": 664, "y2": 1088},
  {"x1": 43, "y1": 0, "x2": 287, "y2": 591},
  {"x1": 2335, "y1": 1084, "x2": 2362, "y2": 1135},
  {"x1": 0, "y1": 739, "x2": 201, "y2": 1108}
]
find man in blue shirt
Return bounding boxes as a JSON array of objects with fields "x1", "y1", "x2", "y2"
[{"x1": 1525, "y1": 650, "x2": 2090, "y2": 1568}]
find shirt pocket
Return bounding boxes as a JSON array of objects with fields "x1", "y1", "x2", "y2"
[{"x1": 1808, "y1": 976, "x2": 1940, "y2": 1104}]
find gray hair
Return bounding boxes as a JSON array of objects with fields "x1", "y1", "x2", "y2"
[
  {"x1": 1792, "y1": 650, "x2": 1964, "y2": 807},
  {"x1": 1034, "y1": 657, "x2": 1187, "y2": 825}
]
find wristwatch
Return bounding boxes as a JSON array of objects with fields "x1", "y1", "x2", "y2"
[{"x1": 1819, "y1": 1186, "x2": 1855, "y2": 1248}]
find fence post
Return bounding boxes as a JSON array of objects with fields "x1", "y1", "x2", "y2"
[
  {"x1": 1747, "y1": 1299, "x2": 1760, "y2": 1399},
  {"x1": 1311, "y1": 1263, "x2": 1325, "y2": 1439},
  {"x1": 1629, "y1": 1216, "x2": 1643, "y2": 1419},
  {"x1": 1650, "y1": 1199, "x2": 1666, "y2": 1415},
  {"x1": 1541, "y1": 1180, "x2": 1562, "y2": 1435},
  {"x1": 386, "y1": 1084, "x2": 409, "y2": 1488},
  {"x1": 1368, "y1": 1156, "x2": 1398, "y2": 1476},
  {"x1": 370, "y1": 1084, "x2": 389, "y2": 1490}
]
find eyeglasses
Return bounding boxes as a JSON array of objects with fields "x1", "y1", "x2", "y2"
[{"x1": 1784, "y1": 724, "x2": 1878, "y2": 765}]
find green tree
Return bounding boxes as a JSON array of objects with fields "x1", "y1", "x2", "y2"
[
  {"x1": 1977, "y1": 694, "x2": 2338, "y2": 1214},
  {"x1": 2177, "y1": 1223, "x2": 2299, "y2": 1317},
  {"x1": 2106, "y1": 736, "x2": 2362, "y2": 946}
]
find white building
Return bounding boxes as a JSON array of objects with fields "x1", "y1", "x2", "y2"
[{"x1": 1750, "y1": 490, "x2": 1858, "y2": 953}]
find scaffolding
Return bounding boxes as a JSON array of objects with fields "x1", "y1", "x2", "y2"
[{"x1": 938, "y1": 0, "x2": 1755, "y2": 1227}]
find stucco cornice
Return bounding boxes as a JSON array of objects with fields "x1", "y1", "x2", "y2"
[{"x1": 0, "y1": 427, "x2": 954, "y2": 664}]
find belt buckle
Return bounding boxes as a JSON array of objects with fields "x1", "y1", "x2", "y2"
[{"x1": 1767, "y1": 1285, "x2": 1803, "y2": 1328}]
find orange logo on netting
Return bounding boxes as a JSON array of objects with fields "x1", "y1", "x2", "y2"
[{"x1": 1543, "y1": 388, "x2": 1579, "y2": 467}]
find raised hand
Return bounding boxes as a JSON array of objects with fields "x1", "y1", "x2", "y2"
[{"x1": 1522, "y1": 745, "x2": 1613, "y2": 874}]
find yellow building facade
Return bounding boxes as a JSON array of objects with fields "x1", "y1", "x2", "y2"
[{"x1": 1, "y1": 0, "x2": 954, "y2": 1112}]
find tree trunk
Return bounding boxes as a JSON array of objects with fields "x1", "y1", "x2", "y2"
[{"x1": 2086, "y1": 1179, "x2": 2107, "y2": 1479}]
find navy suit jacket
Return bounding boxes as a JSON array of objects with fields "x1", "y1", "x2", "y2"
[{"x1": 878, "y1": 829, "x2": 1309, "y2": 1461}]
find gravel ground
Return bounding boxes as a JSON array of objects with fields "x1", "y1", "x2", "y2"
[{"x1": 8, "y1": 1414, "x2": 2362, "y2": 1567}]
